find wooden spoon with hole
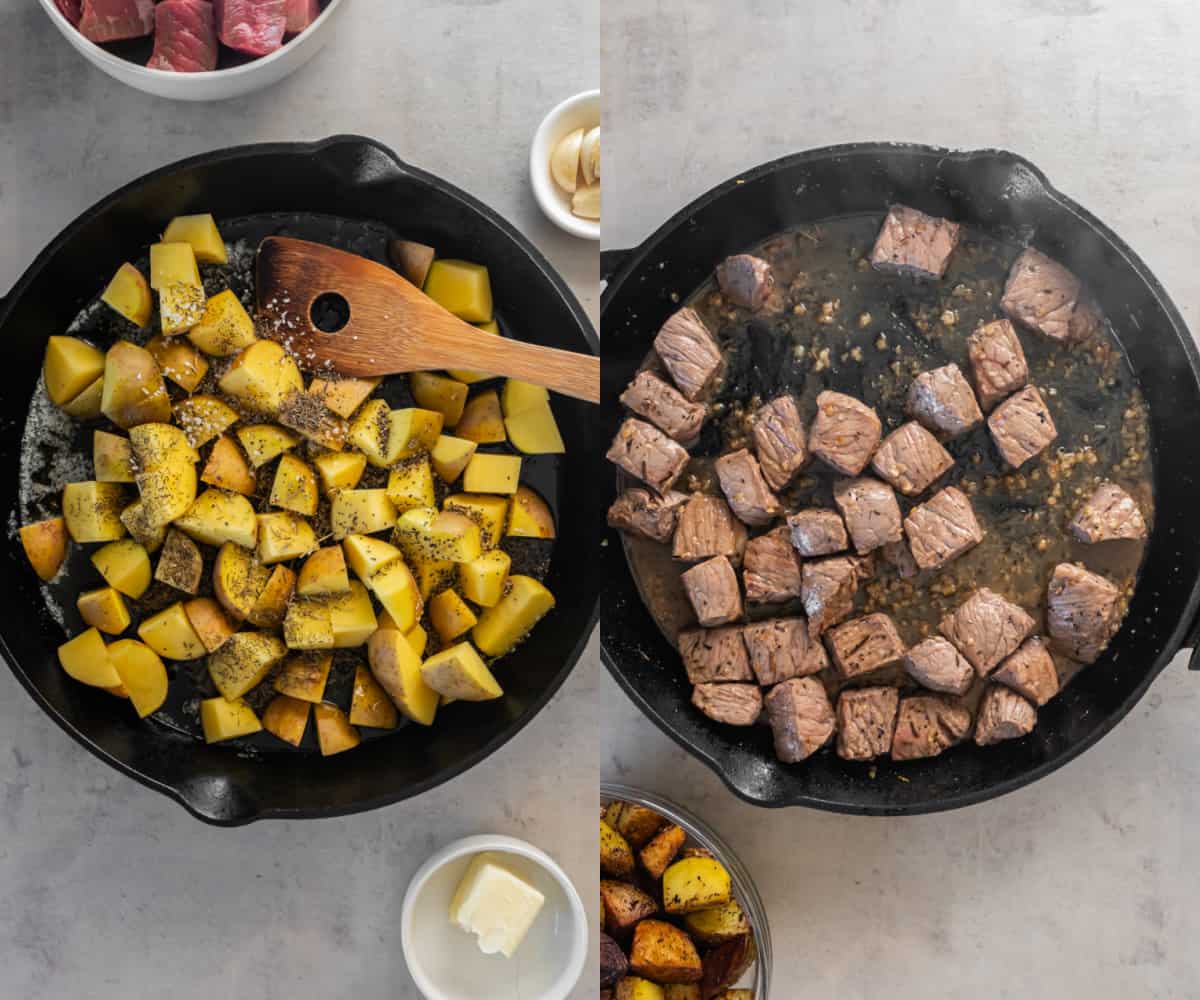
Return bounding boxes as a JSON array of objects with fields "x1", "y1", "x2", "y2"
[{"x1": 255, "y1": 237, "x2": 599, "y2": 403}]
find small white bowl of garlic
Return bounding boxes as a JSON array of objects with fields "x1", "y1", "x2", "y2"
[{"x1": 530, "y1": 89, "x2": 600, "y2": 240}]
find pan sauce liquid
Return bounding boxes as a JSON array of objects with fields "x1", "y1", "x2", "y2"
[{"x1": 625, "y1": 214, "x2": 1154, "y2": 702}]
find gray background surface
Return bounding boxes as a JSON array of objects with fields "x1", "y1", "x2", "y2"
[
  {"x1": 0, "y1": 2, "x2": 599, "y2": 997},
  {"x1": 602, "y1": 1, "x2": 1200, "y2": 997}
]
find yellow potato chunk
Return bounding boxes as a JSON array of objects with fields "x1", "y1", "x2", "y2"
[
  {"x1": 162, "y1": 213, "x2": 227, "y2": 264},
  {"x1": 386, "y1": 459, "x2": 436, "y2": 511},
  {"x1": 370, "y1": 558, "x2": 422, "y2": 633},
  {"x1": 101, "y1": 341, "x2": 172, "y2": 428},
  {"x1": 150, "y1": 241, "x2": 201, "y2": 289},
  {"x1": 296, "y1": 546, "x2": 350, "y2": 596},
  {"x1": 456, "y1": 391, "x2": 507, "y2": 444},
  {"x1": 508, "y1": 484, "x2": 556, "y2": 539},
  {"x1": 200, "y1": 697, "x2": 262, "y2": 743},
  {"x1": 314, "y1": 702, "x2": 361, "y2": 755},
  {"x1": 404, "y1": 623, "x2": 429, "y2": 658},
  {"x1": 261, "y1": 694, "x2": 311, "y2": 747},
  {"x1": 129, "y1": 421, "x2": 198, "y2": 527},
  {"x1": 444, "y1": 493, "x2": 509, "y2": 550},
  {"x1": 617, "y1": 979, "x2": 665, "y2": 1000},
  {"x1": 57, "y1": 627, "x2": 120, "y2": 688},
  {"x1": 94, "y1": 430, "x2": 135, "y2": 483},
  {"x1": 390, "y1": 408, "x2": 444, "y2": 458},
  {"x1": 420, "y1": 642, "x2": 503, "y2": 701},
  {"x1": 283, "y1": 599, "x2": 334, "y2": 651},
  {"x1": 208, "y1": 631, "x2": 287, "y2": 699},
  {"x1": 367, "y1": 627, "x2": 439, "y2": 726},
  {"x1": 446, "y1": 318, "x2": 500, "y2": 384},
  {"x1": 147, "y1": 335, "x2": 209, "y2": 392},
  {"x1": 91, "y1": 539, "x2": 151, "y2": 598},
  {"x1": 501, "y1": 379, "x2": 550, "y2": 417},
  {"x1": 138, "y1": 602, "x2": 207, "y2": 660},
  {"x1": 462, "y1": 453, "x2": 522, "y2": 494},
  {"x1": 158, "y1": 281, "x2": 207, "y2": 336},
  {"x1": 410, "y1": 372, "x2": 468, "y2": 427},
  {"x1": 183, "y1": 597, "x2": 237, "y2": 653},
  {"x1": 77, "y1": 586, "x2": 131, "y2": 635},
  {"x1": 277, "y1": 390, "x2": 349, "y2": 451},
  {"x1": 309, "y1": 376, "x2": 381, "y2": 419},
  {"x1": 342, "y1": 534, "x2": 404, "y2": 584},
  {"x1": 62, "y1": 481, "x2": 127, "y2": 543},
  {"x1": 218, "y1": 340, "x2": 304, "y2": 415},
  {"x1": 120, "y1": 501, "x2": 166, "y2": 553},
  {"x1": 329, "y1": 489, "x2": 397, "y2": 540},
  {"x1": 201, "y1": 435, "x2": 256, "y2": 496},
  {"x1": 458, "y1": 549, "x2": 511, "y2": 607},
  {"x1": 428, "y1": 589, "x2": 479, "y2": 644},
  {"x1": 431, "y1": 435, "x2": 478, "y2": 484},
  {"x1": 349, "y1": 662, "x2": 398, "y2": 729},
  {"x1": 314, "y1": 450, "x2": 367, "y2": 494},
  {"x1": 505, "y1": 402, "x2": 565, "y2": 454},
  {"x1": 246, "y1": 563, "x2": 296, "y2": 629},
  {"x1": 235, "y1": 423, "x2": 299, "y2": 468},
  {"x1": 101, "y1": 263, "x2": 153, "y2": 328},
  {"x1": 61, "y1": 376, "x2": 104, "y2": 419},
  {"x1": 424, "y1": 259, "x2": 493, "y2": 324},
  {"x1": 662, "y1": 857, "x2": 732, "y2": 915},
  {"x1": 43, "y1": 336, "x2": 106, "y2": 407},
  {"x1": 269, "y1": 453, "x2": 319, "y2": 516},
  {"x1": 174, "y1": 489, "x2": 258, "y2": 549},
  {"x1": 188, "y1": 289, "x2": 257, "y2": 357},
  {"x1": 174, "y1": 394, "x2": 239, "y2": 449},
  {"x1": 212, "y1": 541, "x2": 270, "y2": 620},
  {"x1": 20, "y1": 517, "x2": 68, "y2": 582},
  {"x1": 397, "y1": 508, "x2": 482, "y2": 563},
  {"x1": 108, "y1": 639, "x2": 169, "y2": 717},
  {"x1": 257, "y1": 511, "x2": 317, "y2": 564},
  {"x1": 347, "y1": 399, "x2": 392, "y2": 466},
  {"x1": 274, "y1": 652, "x2": 333, "y2": 703},
  {"x1": 472, "y1": 575, "x2": 555, "y2": 657},
  {"x1": 328, "y1": 581, "x2": 378, "y2": 648}
]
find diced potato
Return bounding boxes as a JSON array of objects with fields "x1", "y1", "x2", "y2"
[
  {"x1": 397, "y1": 508, "x2": 482, "y2": 564},
  {"x1": 640, "y1": 824, "x2": 688, "y2": 880},
  {"x1": 91, "y1": 540, "x2": 151, "y2": 598},
  {"x1": 370, "y1": 558, "x2": 422, "y2": 633},
  {"x1": 208, "y1": 631, "x2": 287, "y2": 699},
  {"x1": 277, "y1": 390, "x2": 349, "y2": 451},
  {"x1": 57, "y1": 627, "x2": 120, "y2": 688},
  {"x1": 411, "y1": 557, "x2": 456, "y2": 601},
  {"x1": 162, "y1": 213, "x2": 227, "y2": 264},
  {"x1": 431, "y1": 435, "x2": 477, "y2": 483},
  {"x1": 101, "y1": 263, "x2": 153, "y2": 328},
  {"x1": 188, "y1": 289, "x2": 257, "y2": 357},
  {"x1": 367, "y1": 627, "x2": 439, "y2": 726},
  {"x1": 261, "y1": 694, "x2": 311, "y2": 747},
  {"x1": 347, "y1": 399, "x2": 393, "y2": 466},
  {"x1": 309, "y1": 376, "x2": 381, "y2": 419},
  {"x1": 159, "y1": 282, "x2": 207, "y2": 336},
  {"x1": 61, "y1": 376, "x2": 104, "y2": 419},
  {"x1": 389, "y1": 239, "x2": 435, "y2": 287},
  {"x1": 107, "y1": 639, "x2": 169, "y2": 718},
  {"x1": 314, "y1": 450, "x2": 367, "y2": 494},
  {"x1": 129, "y1": 419, "x2": 198, "y2": 499},
  {"x1": 174, "y1": 394, "x2": 239, "y2": 449},
  {"x1": 218, "y1": 340, "x2": 304, "y2": 415},
  {"x1": 174, "y1": 489, "x2": 258, "y2": 549},
  {"x1": 62, "y1": 481, "x2": 127, "y2": 543},
  {"x1": 257, "y1": 512, "x2": 317, "y2": 564},
  {"x1": 505, "y1": 402, "x2": 566, "y2": 454},
  {"x1": 446, "y1": 319, "x2": 500, "y2": 384},
  {"x1": 682, "y1": 900, "x2": 750, "y2": 947},
  {"x1": 389, "y1": 408, "x2": 444, "y2": 458},
  {"x1": 411, "y1": 372, "x2": 468, "y2": 427},
  {"x1": 501, "y1": 379, "x2": 550, "y2": 417},
  {"x1": 212, "y1": 542, "x2": 270, "y2": 620},
  {"x1": 342, "y1": 534, "x2": 404, "y2": 584},
  {"x1": 386, "y1": 459, "x2": 436, "y2": 511},
  {"x1": 236, "y1": 423, "x2": 299, "y2": 468},
  {"x1": 137, "y1": 602, "x2": 207, "y2": 660},
  {"x1": 154, "y1": 529, "x2": 202, "y2": 594},
  {"x1": 600, "y1": 819, "x2": 636, "y2": 877},
  {"x1": 349, "y1": 662, "x2": 399, "y2": 728},
  {"x1": 462, "y1": 453, "x2": 522, "y2": 494},
  {"x1": 444, "y1": 493, "x2": 509, "y2": 549},
  {"x1": 328, "y1": 581, "x2": 378, "y2": 647},
  {"x1": 508, "y1": 484, "x2": 556, "y2": 539},
  {"x1": 601, "y1": 879, "x2": 660, "y2": 935},
  {"x1": 43, "y1": 336, "x2": 105, "y2": 406},
  {"x1": 283, "y1": 599, "x2": 334, "y2": 650},
  {"x1": 246, "y1": 564, "x2": 296, "y2": 628},
  {"x1": 274, "y1": 652, "x2": 333, "y2": 703},
  {"x1": 200, "y1": 697, "x2": 262, "y2": 743},
  {"x1": 101, "y1": 341, "x2": 172, "y2": 428},
  {"x1": 472, "y1": 575, "x2": 555, "y2": 657},
  {"x1": 329, "y1": 489, "x2": 397, "y2": 540},
  {"x1": 456, "y1": 390, "x2": 506, "y2": 443},
  {"x1": 94, "y1": 430, "x2": 134, "y2": 483},
  {"x1": 708, "y1": 991, "x2": 752, "y2": 1000},
  {"x1": 405, "y1": 623, "x2": 429, "y2": 658},
  {"x1": 615, "y1": 979, "x2": 664, "y2": 1000},
  {"x1": 428, "y1": 590, "x2": 478, "y2": 644},
  {"x1": 458, "y1": 549, "x2": 511, "y2": 607},
  {"x1": 19, "y1": 517, "x2": 68, "y2": 582},
  {"x1": 314, "y1": 703, "x2": 361, "y2": 755},
  {"x1": 662, "y1": 857, "x2": 732, "y2": 915},
  {"x1": 149, "y1": 241, "x2": 201, "y2": 290},
  {"x1": 629, "y1": 920, "x2": 703, "y2": 985},
  {"x1": 146, "y1": 335, "x2": 208, "y2": 392},
  {"x1": 610, "y1": 803, "x2": 666, "y2": 848},
  {"x1": 120, "y1": 501, "x2": 166, "y2": 553},
  {"x1": 420, "y1": 641, "x2": 502, "y2": 701},
  {"x1": 297, "y1": 546, "x2": 350, "y2": 596},
  {"x1": 183, "y1": 597, "x2": 237, "y2": 653},
  {"x1": 200, "y1": 435, "x2": 257, "y2": 496},
  {"x1": 269, "y1": 453, "x2": 318, "y2": 516},
  {"x1": 663, "y1": 983, "x2": 702, "y2": 1000},
  {"x1": 424, "y1": 259, "x2": 493, "y2": 324}
]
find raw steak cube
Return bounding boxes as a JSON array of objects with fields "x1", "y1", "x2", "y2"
[
  {"x1": 836, "y1": 686, "x2": 900, "y2": 761},
  {"x1": 716, "y1": 254, "x2": 775, "y2": 310},
  {"x1": 215, "y1": 0, "x2": 287, "y2": 56},
  {"x1": 906, "y1": 363, "x2": 983, "y2": 439},
  {"x1": 809, "y1": 391, "x2": 882, "y2": 476},
  {"x1": 619, "y1": 370, "x2": 707, "y2": 443},
  {"x1": 833, "y1": 477, "x2": 903, "y2": 554},
  {"x1": 903, "y1": 486, "x2": 983, "y2": 571},
  {"x1": 654, "y1": 307, "x2": 722, "y2": 401},
  {"x1": 801, "y1": 555, "x2": 868, "y2": 638},
  {"x1": 891, "y1": 696, "x2": 972, "y2": 761},
  {"x1": 607, "y1": 488, "x2": 690, "y2": 544},
  {"x1": 692, "y1": 683, "x2": 763, "y2": 727},
  {"x1": 715, "y1": 449, "x2": 780, "y2": 526},
  {"x1": 753, "y1": 395, "x2": 807, "y2": 491},
  {"x1": 869, "y1": 205, "x2": 961, "y2": 279},
  {"x1": 974, "y1": 685, "x2": 1037, "y2": 746},
  {"x1": 285, "y1": 0, "x2": 320, "y2": 32},
  {"x1": 79, "y1": 0, "x2": 155, "y2": 42},
  {"x1": 787, "y1": 508, "x2": 848, "y2": 557},
  {"x1": 1069, "y1": 482, "x2": 1148, "y2": 543},
  {"x1": 903, "y1": 636, "x2": 974, "y2": 696},
  {"x1": 680, "y1": 555, "x2": 743, "y2": 627},
  {"x1": 1001, "y1": 247, "x2": 1103, "y2": 344},
  {"x1": 148, "y1": 0, "x2": 219, "y2": 73},
  {"x1": 825, "y1": 613, "x2": 905, "y2": 679},
  {"x1": 1046, "y1": 562, "x2": 1121, "y2": 663},
  {"x1": 54, "y1": 0, "x2": 83, "y2": 27},
  {"x1": 765, "y1": 677, "x2": 835, "y2": 763},
  {"x1": 606, "y1": 418, "x2": 690, "y2": 494},
  {"x1": 993, "y1": 637, "x2": 1060, "y2": 706},
  {"x1": 742, "y1": 526, "x2": 802, "y2": 604},
  {"x1": 988, "y1": 385, "x2": 1057, "y2": 469},
  {"x1": 742, "y1": 617, "x2": 828, "y2": 685},
  {"x1": 968, "y1": 319, "x2": 1028, "y2": 411},
  {"x1": 871, "y1": 421, "x2": 953, "y2": 497},
  {"x1": 939, "y1": 588, "x2": 1035, "y2": 676},
  {"x1": 673, "y1": 496, "x2": 747, "y2": 562},
  {"x1": 678, "y1": 627, "x2": 753, "y2": 684}
]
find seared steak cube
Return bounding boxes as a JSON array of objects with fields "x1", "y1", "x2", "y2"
[
  {"x1": 716, "y1": 254, "x2": 775, "y2": 310},
  {"x1": 715, "y1": 449, "x2": 781, "y2": 526},
  {"x1": 673, "y1": 496, "x2": 748, "y2": 562},
  {"x1": 742, "y1": 526, "x2": 802, "y2": 604},
  {"x1": 833, "y1": 477, "x2": 903, "y2": 554},
  {"x1": 692, "y1": 683, "x2": 763, "y2": 727},
  {"x1": 881, "y1": 539, "x2": 920, "y2": 579},
  {"x1": 607, "y1": 488, "x2": 689, "y2": 543},
  {"x1": 801, "y1": 555, "x2": 868, "y2": 637},
  {"x1": 753, "y1": 395, "x2": 807, "y2": 491},
  {"x1": 869, "y1": 205, "x2": 961, "y2": 279},
  {"x1": 988, "y1": 385, "x2": 1057, "y2": 469},
  {"x1": 788, "y1": 508, "x2": 848, "y2": 557},
  {"x1": 809, "y1": 391, "x2": 882, "y2": 476},
  {"x1": 826, "y1": 612, "x2": 905, "y2": 678},
  {"x1": 1069, "y1": 482, "x2": 1148, "y2": 543},
  {"x1": 1046, "y1": 562, "x2": 1120, "y2": 663},
  {"x1": 619, "y1": 370, "x2": 707, "y2": 443},
  {"x1": 939, "y1": 587, "x2": 1035, "y2": 676},
  {"x1": 742, "y1": 617, "x2": 829, "y2": 685},
  {"x1": 974, "y1": 685, "x2": 1037, "y2": 746},
  {"x1": 678, "y1": 626, "x2": 753, "y2": 683},
  {"x1": 906, "y1": 363, "x2": 983, "y2": 439},
  {"x1": 903, "y1": 486, "x2": 983, "y2": 571},
  {"x1": 606, "y1": 418, "x2": 690, "y2": 493},
  {"x1": 654, "y1": 307, "x2": 722, "y2": 400},
  {"x1": 871, "y1": 422, "x2": 954, "y2": 496},
  {"x1": 836, "y1": 686, "x2": 900, "y2": 761},
  {"x1": 968, "y1": 319, "x2": 1028, "y2": 411},
  {"x1": 903, "y1": 636, "x2": 975, "y2": 696},
  {"x1": 765, "y1": 676, "x2": 836, "y2": 763},
  {"x1": 993, "y1": 637, "x2": 1060, "y2": 706},
  {"x1": 891, "y1": 696, "x2": 973, "y2": 760},
  {"x1": 1001, "y1": 247, "x2": 1103, "y2": 345},
  {"x1": 680, "y1": 555, "x2": 743, "y2": 627}
]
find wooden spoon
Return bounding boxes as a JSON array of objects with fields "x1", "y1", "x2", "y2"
[{"x1": 254, "y1": 237, "x2": 599, "y2": 403}]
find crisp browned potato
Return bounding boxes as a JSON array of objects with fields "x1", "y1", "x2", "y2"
[
  {"x1": 600, "y1": 932, "x2": 629, "y2": 988},
  {"x1": 601, "y1": 819, "x2": 636, "y2": 878},
  {"x1": 313, "y1": 703, "x2": 360, "y2": 755},
  {"x1": 154, "y1": 529, "x2": 203, "y2": 594},
  {"x1": 700, "y1": 936, "x2": 756, "y2": 999},
  {"x1": 600, "y1": 880, "x2": 659, "y2": 936},
  {"x1": 663, "y1": 986, "x2": 701, "y2": 1000},
  {"x1": 262, "y1": 694, "x2": 311, "y2": 747},
  {"x1": 639, "y1": 824, "x2": 687, "y2": 880},
  {"x1": 613, "y1": 803, "x2": 667, "y2": 849},
  {"x1": 349, "y1": 662, "x2": 399, "y2": 729},
  {"x1": 662, "y1": 857, "x2": 732, "y2": 915},
  {"x1": 681, "y1": 899, "x2": 750, "y2": 946},
  {"x1": 629, "y1": 920, "x2": 703, "y2": 984}
]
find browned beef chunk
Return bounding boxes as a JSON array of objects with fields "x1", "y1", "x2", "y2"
[
  {"x1": 891, "y1": 696, "x2": 972, "y2": 761},
  {"x1": 974, "y1": 685, "x2": 1037, "y2": 746},
  {"x1": 1046, "y1": 562, "x2": 1120, "y2": 663},
  {"x1": 826, "y1": 612, "x2": 906, "y2": 679},
  {"x1": 607, "y1": 488, "x2": 690, "y2": 543},
  {"x1": 993, "y1": 637, "x2": 1060, "y2": 706},
  {"x1": 742, "y1": 526, "x2": 802, "y2": 604},
  {"x1": 836, "y1": 686, "x2": 900, "y2": 761},
  {"x1": 869, "y1": 205, "x2": 961, "y2": 279},
  {"x1": 742, "y1": 617, "x2": 829, "y2": 685},
  {"x1": 619, "y1": 370, "x2": 707, "y2": 443},
  {"x1": 715, "y1": 448, "x2": 781, "y2": 526},
  {"x1": 678, "y1": 626, "x2": 753, "y2": 683},
  {"x1": 988, "y1": 385, "x2": 1057, "y2": 469},
  {"x1": 906, "y1": 363, "x2": 983, "y2": 439},
  {"x1": 765, "y1": 676, "x2": 835, "y2": 763},
  {"x1": 716, "y1": 254, "x2": 775, "y2": 310},
  {"x1": 903, "y1": 486, "x2": 983, "y2": 570},
  {"x1": 680, "y1": 555, "x2": 743, "y2": 627},
  {"x1": 881, "y1": 539, "x2": 920, "y2": 579},
  {"x1": 1001, "y1": 247, "x2": 1103, "y2": 345},
  {"x1": 673, "y1": 495, "x2": 748, "y2": 562},
  {"x1": 968, "y1": 318, "x2": 1028, "y2": 411},
  {"x1": 753, "y1": 395, "x2": 807, "y2": 491},
  {"x1": 653, "y1": 307, "x2": 723, "y2": 400},
  {"x1": 808, "y1": 391, "x2": 882, "y2": 476},
  {"x1": 787, "y1": 508, "x2": 848, "y2": 557},
  {"x1": 870, "y1": 422, "x2": 954, "y2": 497},
  {"x1": 691, "y1": 683, "x2": 763, "y2": 726},
  {"x1": 903, "y1": 636, "x2": 975, "y2": 695},
  {"x1": 801, "y1": 554, "x2": 869, "y2": 637},
  {"x1": 1069, "y1": 482, "x2": 1148, "y2": 543},
  {"x1": 606, "y1": 418, "x2": 690, "y2": 493},
  {"x1": 833, "y1": 477, "x2": 903, "y2": 554},
  {"x1": 939, "y1": 588, "x2": 1035, "y2": 676}
]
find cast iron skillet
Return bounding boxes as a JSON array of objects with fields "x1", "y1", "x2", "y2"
[
  {"x1": 600, "y1": 143, "x2": 1200, "y2": 816},
  {"x1": 0, "y1": 136, "x2": 601, "y2": 825}
]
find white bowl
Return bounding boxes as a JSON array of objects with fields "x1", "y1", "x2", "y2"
[
  {"x1": 530, "y1": 89, "x2": 601, "y2": 241},
  {"x1": 401, "y1": 834, "x2": 588, "y2": 1000},
  {"x1": 36, "y1": 0, "x2": 346, "y2": 102}
]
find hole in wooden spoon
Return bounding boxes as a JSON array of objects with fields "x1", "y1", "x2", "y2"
[{"x1": 311, "y1": 292, "x2": 350, "y2": 333}]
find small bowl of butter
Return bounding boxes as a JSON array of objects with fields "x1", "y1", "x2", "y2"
[{"x1": 401, "y1": 834, "x2": 589, "y2": 999}]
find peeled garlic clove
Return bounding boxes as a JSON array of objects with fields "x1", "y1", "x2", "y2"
[
  {"x1": 572, "y1": 183, "x2": 600, "y2": 220},
  {"x1": 580, "y1": 127, "x2": 600, "y2": 186},
  {"x1": 550, "y1": 128, "x2": 584, "y2": 194}
]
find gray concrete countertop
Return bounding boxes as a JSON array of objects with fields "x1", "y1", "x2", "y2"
[
  {"x1": 602, "y1": 1, "x2": 1200, "y2": 996},
  {"x1": 0, "y1": 3, "x2": 598, "y2": 997}
]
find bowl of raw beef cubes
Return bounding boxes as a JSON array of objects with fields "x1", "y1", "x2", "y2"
[{"x1": 39, "y1": 0, "x2": 345, "y2": 100}]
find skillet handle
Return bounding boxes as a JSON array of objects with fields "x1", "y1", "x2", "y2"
[
  {"x1": 601, "y1": 249, "x2": 632, "y2": 285},
  {"x1": 175, "y1": 775, "x2": 261, "y2": 827},
  {"x1": 1188, "y1": 614, "x2": 1200, "y2": 671}
]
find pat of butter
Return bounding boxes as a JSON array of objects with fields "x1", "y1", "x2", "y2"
[{"x1": 449, "y1": 852, "x2": 546, "y2": 959}]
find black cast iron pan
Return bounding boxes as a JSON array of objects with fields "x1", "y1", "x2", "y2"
[
  {"x1": 0, "y1": 135, "x2": 601, "y2": 825},
  {"x1": 600, "y1": 143, "x2": 1200, "y2": 815}
]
